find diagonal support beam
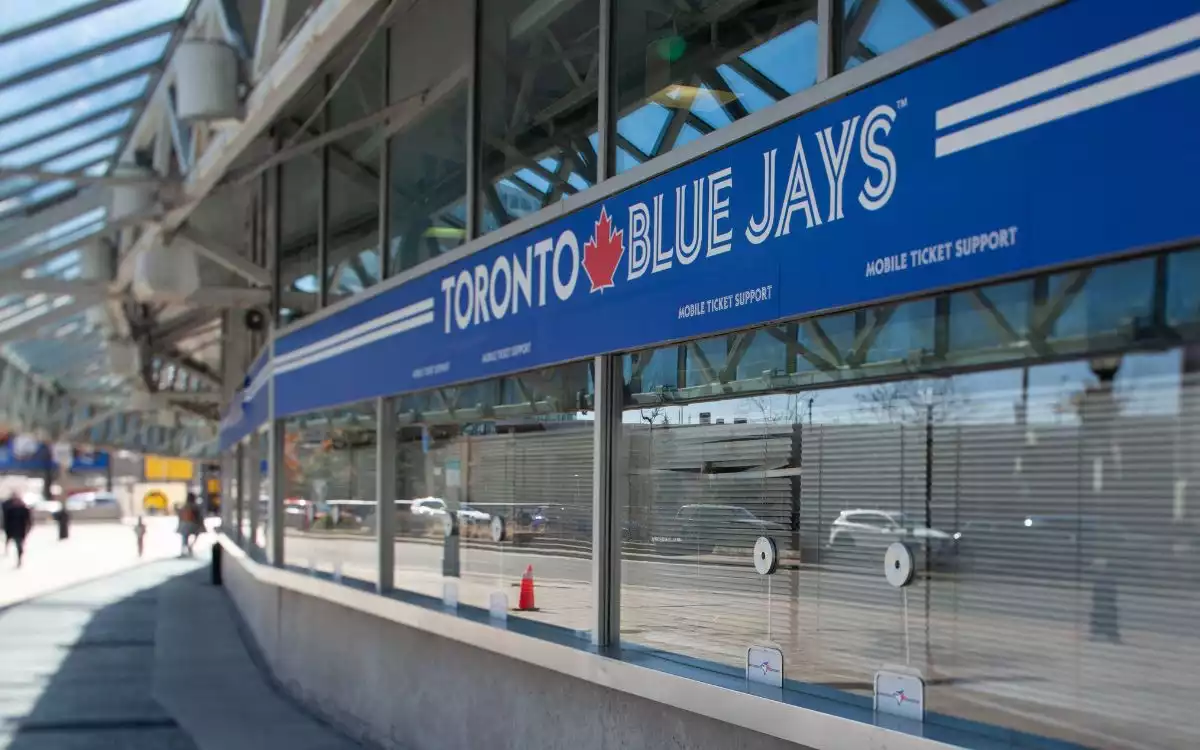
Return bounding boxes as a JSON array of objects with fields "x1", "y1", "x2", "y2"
[{"x1": 176, "y1": 224, "x2": 271, "y2": 285}]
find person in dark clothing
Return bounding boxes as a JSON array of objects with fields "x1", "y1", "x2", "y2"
[{"x1": 2, "y1": 493, "x2": 33, "y2": 567}]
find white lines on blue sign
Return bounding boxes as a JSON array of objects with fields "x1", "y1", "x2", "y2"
[
  {"x1": 244, "y1": 363, "x2": 271, "y2": 401},
  {"x1": 935, "y1": 13, "x2": 1200, "y2": 157},
  {"x1": 274, "y1": 297, "x2": 436, "y2": 375}
]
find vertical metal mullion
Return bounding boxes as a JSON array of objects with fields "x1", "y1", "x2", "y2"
[
  {"x1": 379, "y1": 26, "x2": 393, "y2": 280},
  {"x1": 817, "y1": 0, "x2": 838, "y2": 81},
  {"x1": 596, "y1": 0, "x2": 615, "y2": 182},
  {"x1": 234, "y1": 442, "x2": 245, "y2": 547},
  {"x1": 465, "y1": 0, "x2": 482, "y2": 240},
  {"x1": 269, "y1": 130, "x2": 283, "y2": 325},
  {"x1": 592, "y1": 0, "x2": 620, "y2": 650},
  {"x1": 268, "y1": 335, "x2": 284, "y2": 567},
  {"x1": 376, "y1": 396, "x2": 396, "y2": 592},
  {"x1": 247, "y1": 434, "x2": 262, "y2": 552},
  {"x1": 591, "y1": 354, "x2": 623, "y2": 647},
  {"x1": 317, "y1": 76, "x2": 331, "y2": 307}
]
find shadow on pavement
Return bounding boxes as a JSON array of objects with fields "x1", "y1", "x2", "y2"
[{"x1": 0, "y1": 561, "x2": 201, "y2": 750}]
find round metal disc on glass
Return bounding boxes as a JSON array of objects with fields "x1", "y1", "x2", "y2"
[
  {"x1": 753, "y1": 536, "x2": 778, "y2": 575},
  {"x1": 884, "y1": 542, "x2": 915, "y2": 588},
  {"x1": 490, "y1": 515, "x2": 506, "y2": 543}
]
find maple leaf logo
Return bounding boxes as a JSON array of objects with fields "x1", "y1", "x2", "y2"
[{"x1": 582, "y1": 207, "x2": 624, "y2": 293}]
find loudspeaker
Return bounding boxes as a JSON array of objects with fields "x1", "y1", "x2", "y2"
[{"x1": 244, "y1": 308, "x2": 266, "y2": 331}]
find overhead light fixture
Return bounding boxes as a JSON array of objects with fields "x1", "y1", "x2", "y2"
[
  {"x1": 423, "y1": 227, "x2": 466, "y2": 240},
  {"x1": 650, "y1": 84, "x2": 737, "y2": 112}
]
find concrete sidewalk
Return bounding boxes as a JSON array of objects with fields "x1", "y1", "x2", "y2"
[{"x1": 0, "y1": 556, "x2": 367, "y2": 750}]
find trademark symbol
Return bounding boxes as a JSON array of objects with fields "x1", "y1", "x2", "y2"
[{"x1": 896, "y1": 97, "x2": 908, "y2": 109}]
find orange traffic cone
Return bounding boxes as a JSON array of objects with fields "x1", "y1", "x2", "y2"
[{"x1": 517, "y1": 564, "x2": 537, "y2": 611}]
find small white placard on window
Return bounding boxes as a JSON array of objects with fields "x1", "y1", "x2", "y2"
[
  {"x1": 489, "y1": 591, "x2": 509, "y2": 622},
  {"x1": 746, "y1": 645, "x2": 783, "y2": 688},
  {"x1": 874, "y1": 669, "x2": 925, "y2": 722},
  {"x1": 442, "y1": 581, "x2": 458, "y2": 609}
]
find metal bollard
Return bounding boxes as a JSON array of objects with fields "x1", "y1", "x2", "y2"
[{"x1": 211, "y1": 540, "x2": 223, "y2": 586}]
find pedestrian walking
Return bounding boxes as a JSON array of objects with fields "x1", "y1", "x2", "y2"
[
  {"x1": 133, "y1": 515, "x2": 147, "y2": 557},
  {"x1": 2, "y1": 492, "x2": 33, "y2": 568},
  {"x1": 178, "y1": 494, "x2": 201, "y2": 557}
]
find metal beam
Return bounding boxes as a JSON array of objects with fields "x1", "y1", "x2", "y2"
[
  {"x1": 118, "y1": 0, "x2": 387, "y2": 295},
  {"x1": 176, "y1": 225, "x2": 271, "y2": 286},
  {"x1": 252, "y1": 0, "x2": 289, "y2": 82}
]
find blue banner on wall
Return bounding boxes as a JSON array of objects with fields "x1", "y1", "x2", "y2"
[
  {"x1": 257, "y1": 0, "x2": 1200, "y2": 420},
  {"x1": 220, "y1": 344, "x2": 272, "y2": 450},
  {"x1": 0, "y1": 440, "x2": 110, "y2": 475}
]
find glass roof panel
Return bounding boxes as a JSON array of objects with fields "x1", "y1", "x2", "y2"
[
  {"x1": 0, "y1": 0, "x2": 188, "y2": 86},
  {"x1": 0, "y1": 0, "x2": 99, "y2": 37},
  {"x1": 0, "y1": 76, "x2": 147, "y2": 152},
  {"x1": 0, "y1": 34, "x2": 166, "y2": 121},
  {"x1": 43, "y1": 137, "x2": 121, "y2": 173},
  {"x1": 0, "y1": 110, "x2": 130, "y2": 167}
]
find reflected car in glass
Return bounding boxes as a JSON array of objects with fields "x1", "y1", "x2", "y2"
[
  {"x1": 826, "y1": 509, "x2": 954, "y2": 569},
  {"x1": 652, "y1": 504, "x2": 786, "y2": 555}
]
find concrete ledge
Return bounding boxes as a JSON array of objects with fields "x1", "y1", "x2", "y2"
[{"x1": 218, "y1": 536, "x2": 964, "y2": 750}]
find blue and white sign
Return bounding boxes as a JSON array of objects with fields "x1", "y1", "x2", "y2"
[
  {"x1": 256, "y1": 0, "x2": 1200, "y2": 419},
  {"x1": 220, "y1": 345, "x2": 272, "y2": 449}
]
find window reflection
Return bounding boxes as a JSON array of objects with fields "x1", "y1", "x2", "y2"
[
  {"x1": 280, "y1": 403, "x2": 378, "y2": 585},
  {"x1": 478, "y1": 0, "x2": 599, "y2": 230},
  {"x1": 613, "y1": 0, "x2": 819, "y2": 174},
  {"x1": 391, "y1": 362, "x2": 595, "y2": 637},
  {"x1": 618, "y1": 249, "x2": 1200, "y2": 750},
  {"x1": 326, "y1": 35, "x2": 385, "y2": 299},
  {"x1": 841, "y1": 0, "x2": 1004, "y2": 70},
  {"x1": 388, "y1": 88, "x2": 469, "y2": 273}
]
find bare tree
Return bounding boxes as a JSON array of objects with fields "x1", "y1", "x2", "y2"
[{"x1": 856, "y1": 378, "x2": 969, "y2": 424}]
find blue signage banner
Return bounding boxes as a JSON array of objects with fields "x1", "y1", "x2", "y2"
[
  {"x1": 219, "y1": 346, "x2": 271, "y2": 450},
  {"x1": 0, "y1": 441, "x2": 110, "y2": 474},
  {"x1": 261, "y1": 0, "x2": 1200, "y2": 419}
]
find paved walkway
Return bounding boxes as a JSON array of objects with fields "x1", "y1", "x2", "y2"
[{"x1": 0, "y1": 534, "x2": 366, "y2": 750}]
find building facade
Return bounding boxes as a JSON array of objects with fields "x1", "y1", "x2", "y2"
[{"x1": 218, "y1": 1, "x2": 1200, "y2": 748}]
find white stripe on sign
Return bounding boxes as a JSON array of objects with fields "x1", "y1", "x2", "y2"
[
  {"x1": 936, "y1": 13, "x2": 1200, "y2": 131},
  {"x1": 275, "y1": 296, "x2": 435, "y2": 366},
  {"x1": 275, "y1": 310, "x2": 436, "y2": 375},
  {"x1": 935, "y1": 46, "x2": 1200, "y2": 158},
  {"x1": 246, "y1": 364, "x2": 272, "y2": 400}
]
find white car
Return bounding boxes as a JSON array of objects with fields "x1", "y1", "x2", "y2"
[{"x1": 410, "y1": 498, "x2": 447, "y2": 516}]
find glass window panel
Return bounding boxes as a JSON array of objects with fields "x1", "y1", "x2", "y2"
[
  {"x1": 281, "y1": 403, "x2": 378, "y2": 583},
  {"x1": 0, "y1": 35, "x2": 166, "y2": 121},
  {"x1": 613, "y1": 0, "x2": 819, "y2": 174},
  {"x1": 390, "y1": 362, "x2": 595, "y2": 637},
  {"x1": 388, "y1": 87, "x2": 469, "y2": 274},
  {"x1": 478, "y1": 0, "x2": 600, "y2": 230},
  {"x1": 0, "y1": 0, "x2": 187, "y2": 85},
  {"x1": 620, "y1": 334, "x2": 1200, "y2": 749},
  {"x1": 279, "y1": 155, "x2": 321, "y2": 305},
  {"x1": 1167, "y1": 249, "x2": 1200, "y2": 328},
  {"x1": 841, "y1": 0, "x2": 1004, "y2": 70}
]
